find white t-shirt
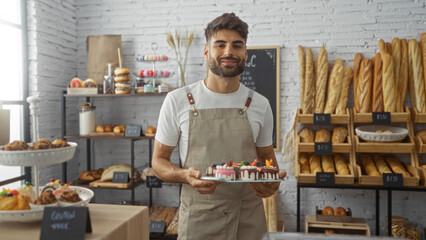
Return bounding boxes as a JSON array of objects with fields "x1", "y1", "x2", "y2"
[{"x1": 155, "y1": 80, "x2": 273, "y2": 165}]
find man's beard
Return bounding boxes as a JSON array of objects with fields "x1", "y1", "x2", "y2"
[{"x1": 208, "y1": 56, "x2": 245, "y2": 78}]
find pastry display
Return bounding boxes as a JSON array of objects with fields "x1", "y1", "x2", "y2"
[
  {"x1": 69, "y1": 78, "x2": 97, "y2": 88},
  {"x1": 114, "y1": 67, "x2": 131, "y2": 94},
  {"x1": 206, "y1": 160, "x2": 279, "y2": 181},
  {"x1": 1, "y1": 139, "x2": 69, "y2": 151},
  {"x1": 3, "y1": 140, "x2": 29, "y2": 150}
]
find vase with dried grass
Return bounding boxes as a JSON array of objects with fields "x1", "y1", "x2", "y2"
[{"x1": 166, "y1": 30, "x2": 194, "y2": 88}]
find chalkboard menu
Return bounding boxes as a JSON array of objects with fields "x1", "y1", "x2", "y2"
[{"x1": 240, "y1": 46, "x2": 280, "y2": 150}]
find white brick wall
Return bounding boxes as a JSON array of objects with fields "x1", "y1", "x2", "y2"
[{"x1": 29, "y1": 0, "x2": 426, "y2": 234}]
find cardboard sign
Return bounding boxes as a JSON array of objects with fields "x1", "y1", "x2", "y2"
[
  {"x1": 316, "y1": 172, "x2": 335, "y2": 186},
  {"x1": 112, "y1": 171, "x2": 129, "y2": 183},
  {"x1": 383, "y1": 173, "x2": 403, "y2": 187},
  {"x1": 146, "y1": 176, "x2": 162, "y2": 188},
  {"x1": 40, "y1": 207, "x2": 92, "y2": 240},
  {"x1": 125, "y1": 125, "x2": 142, "y2": 137},
  {"x1": 372, "y1": 112, "x2": 391, "y2": 124},
  {"x1": 314, "y1": 142, "x2": 332, "y2": 155},
  {"x1": 313, "y1": 113, "x2": 331, "y2": 125},
  {"x1": 150, "y1": 221, "x2": 166, "y2": 234}
]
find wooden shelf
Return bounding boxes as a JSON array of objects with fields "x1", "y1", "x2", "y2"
[
  {"x1": 65, "y1": 135, "x2": 154, "y2": 140},
  {"x1": 64, "y1": 92, "x2": 168, "y2": 98},
  {"x1": 296, "y1": 108, "x2": 350, "y2": 124}
]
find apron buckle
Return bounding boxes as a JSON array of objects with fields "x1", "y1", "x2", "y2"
[
  {"x1": 239, "y1": 106, "x2": 248, "y2": 115},
  {"x1": 191, "y1": 105, "x2": 198, "y2": 116}
]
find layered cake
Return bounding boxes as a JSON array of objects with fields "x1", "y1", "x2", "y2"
[
  {"x1": 258, "y1": 160, "x2": 279, "y2": 180},
  {"x1": 207, "y1": 159, "x2": 279, "y2": 181},
  {"x1": 215, "y1": 166, "x2": 236, "y2": 180},
  {"x1": 240, "y1": 166, "x2": 259, "y2": 180}
]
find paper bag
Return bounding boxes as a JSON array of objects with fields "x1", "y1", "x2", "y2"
[
  {"x1": 0, "y1": 108, "x2": 10, "y2": 145},
  {"x1": 87, "y1": 35, "x2": 122, "y2": 84}
]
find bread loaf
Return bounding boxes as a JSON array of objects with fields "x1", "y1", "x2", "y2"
[
  {"x1": 392, "y1": 38, "x2": 402, "y2": 112},
  {"x1": 299, "y1": 127, "x2": 315, "y2": 143},
  {"x1": 303, "y1": 48, "x2": 315, "y2": 113},
  {"x1": 373, "y1": 155, "x2": 392, "y2": 175},
  {"x1": 372, "y1": 53, "x2": 384, "y2": 112},
  {"x1": 300, "y1": 153, "x2": 311, "y2": 174},
  {"x1": 334, "y1": 207, "x2": 347, "y2": 216},
  {"x1": 386, "y1": 42, "x2": 392, "y2": 54},
  {"x1": 331, "y1": 125, "x2": 348, "y2": 143},
  {"x1": 382, "y1": 53, "x2": 397, "y2": 112},
  {"x1": 357, "y1": 58, "x2": 373, "y2": 113},
  {"x1": 353, "y1": 53, "x2": 364, "y2": 113},
  {"x1": 166, "y1": 208, "x2": 179, "y2": 235},
  {"x1": 385, "y1": 155, "x2": 410, "y2": 177},
  {"x1": 322, "y1": 206, "x2": 334, "y2": 216},
  {"x1": 315, "y1": 128, "x2": 331, "y2": 142},
  {"x1": 379, "y1": 39, "x2": 387, "y2": 54},
  {"x1": 360, "y1": 154, "x2": 380, "y2": 176},
  {"x1": 409, "y1": 39, "x2": 426, "y2": 113},
  {"x1": 298, "y1": 45, "x2": 306, "y2": 108},
  {"x1": 421, "y1": 33, "x2": 426, "y2": 87},
  {"x1": 399, "y1": 39, "x2": 409, "y2": 111},
  {"x1": 334, "y1": 154, "x2": 349, "y2": 175},
  {"x1": 335, "y1": 66, "x2": 353, "y2": 115},
  {"x1": 315, "y1": 61, "x2": 329, "y2": 113},
  {"x1": 309, "y1": 155, "x2": 322, "y2": 174},
  {"x1": 324, "y1": 58, "x2": 344, "y2": 114},
  {"x1": 321, "y1": 155, "x2": 335, "y2": 173},
  {"x1": 100, "y1": 164, "x2": 140, "y2": 182}
]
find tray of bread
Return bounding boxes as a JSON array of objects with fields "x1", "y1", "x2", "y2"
[
  {"x1": 0, "y1": 139, "x2": 77, "y2": 166},
  {"x1": 0, "y1": 180, "x2": 94, "y2": 222},
  {"x1": 355, "y1": 125, "x2": 409, "y2": 143},
  {"x1": 86, "y1": 164, "x2": 141, "y2": 188},
  {"x1": 201, "y1": 160, "x2": 282, "y2": 182}
]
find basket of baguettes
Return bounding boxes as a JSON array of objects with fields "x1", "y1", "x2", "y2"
[{"x1": 356, "y1": 154, "x2": 419, "y2": 186}]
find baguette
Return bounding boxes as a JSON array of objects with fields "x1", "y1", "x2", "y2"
[
  {"x1": 378, "y1": 39, "x2": 387, "y2": 54},
  {"x1": 300, "y1": 153, "x2": 311, "y2": 174},
  {"x1": 385, "y1": 155, "x2": 410, "y2": 177},
  {"x1": 353, "y1": 53, "x2": 364, "y2": 112},
  {"x1": 331, "y1": 125, "x2": 348, "y2": 143},
  {"x1": 334, "y1": 154, "x2": 349, "y2": 175},
  {"x1": 303, "y1": 48, "x2": 315, "y2": 114},
  {"x1": 409, "y1": 39, "x2": 426, "y2": 113},
  {"x1": 372, "y1": 53, "x2": 384, "y2": 112},
  {"x1": 310, "y1": 155, "x2": 322, "y2": 174},
  {"x1": 360, "y1": 154, "x2": 380, "y2": 176},
  {"x1": 321, "y1": 155, "x2": 335, "y2": 173},
  {"x1": 421, "y1": 33, "x2": 426, "y2": 88},
  {"x1": 399, "y1": 39, "x2": 409, "y2": 111},
  {"x1": 298, "y1": 45, "x2": 306, "y2": 108},
  {"x1": 324, "y1": 58, "x2": 344, "y2": 114},
  {"x1": 382, "y1": 53, "x2": 397, "y2": 112},
  {"x1": 386, "y1": 42, "x2": 392, "y2": 54},
  {"x1": 357, "y1": 58, "x2": 373, "y2": 113},
  {"x1": 392, "y1": 38, "x2": 402, "y2": 112},
  {"x1": 373, "y1": 155, "x2": 392, "y2": 175},
  {"x1": 335, "y1": 66, "x2": 353, "y2": 114},
  {"x1": 315, "y1": 61, "x2": 329, "y2": 113}
]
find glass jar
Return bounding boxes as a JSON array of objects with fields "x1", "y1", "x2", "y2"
[{"x1": 79, "y1": 102, "x2": 96, "y2": 135}]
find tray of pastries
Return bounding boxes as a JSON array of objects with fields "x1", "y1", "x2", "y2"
[{"x1": 0, "y1": 138, "x2": 77, "y2": 166}]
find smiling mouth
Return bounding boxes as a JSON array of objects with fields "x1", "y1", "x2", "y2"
[{"x1": 220, "y1": 59, "x2": 238, "y2": 66}]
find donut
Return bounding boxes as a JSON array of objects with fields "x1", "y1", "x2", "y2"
[
  {"x1": 83, "y1": 79, "x2": 97, "y2": 88},
  {"x1": 114, "y1": 76, "x2": 130, "y2": 82},
  {"x1": 70, "y1": 78, "x2": 83, "y2": 88},
  {"x1": 115, "y1": 82, "x2": 131, "y2": 89},
  {"x1": 114, "y1": 68, "x2": 130, "y2": 76},
  {"x1": 115, "y1": 88, "x2": 131, "y2": 94}
]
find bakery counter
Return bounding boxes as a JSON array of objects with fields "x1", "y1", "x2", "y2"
[
  {"x1": 0, "y1": 204, "x2": 149, "y2": 240},
  {"x1": 65, "y1": 135, "x2": 155, "y2": 140}
]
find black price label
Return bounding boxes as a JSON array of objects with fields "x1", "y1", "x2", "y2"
[
  {"x1": 313, "y1": 114, "x2": 331, "y2": 125},
  {"x1": 315, "y1": 142, "x2": 332, "y2": 155},
  {"x1": 112, "y1": 171, "x2": 129, "y2": 183},
  {"x1": 316, "y1": 172, "x2": 335, "y2": 186},
  {"x1": 125, "y1": 125, "x2": 142, "y2": 137},
  {"x1": 40, "y1": 207, "x2": 92, "y2": 240},
  {"x1": 372, "y1": 112, "x2": 391, "y2": 124},
  {"x1": 383, "y1": 173, "x2": 403, "y2": 187},
  {"x1": 150, "y1": 221, "x2": 166, "y2": 234},
  {"x1": 146, "y1": 176, "x2": 162, "y2": 188}
]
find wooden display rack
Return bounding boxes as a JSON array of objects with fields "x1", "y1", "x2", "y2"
[
  {"x1": 410, "y1": 108, "x2": 426, "y2": 123},
  {"x1": 352, "y1": 107, "x2": 410, "y2": 123},
  {"x1": 305, "y1": 215, "x2": 370, "y2": 236},
  {"x1": 296, "y1": 108, "x2": 350, "y2": 124},
  {"x1": 354, "y1": 135, "x2": 415, "y2": 153}
]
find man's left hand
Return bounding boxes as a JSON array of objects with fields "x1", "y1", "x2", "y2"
[{"x1": 250, "y1": 170, "x2": 287, "y2": 198}]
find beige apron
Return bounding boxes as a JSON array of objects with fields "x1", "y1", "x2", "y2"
[{"x1": 178, "y1": 87, "x2": 267, "y2": 240}]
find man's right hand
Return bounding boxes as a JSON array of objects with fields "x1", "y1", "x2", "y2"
[{"x1": 186, "y1": 167, "x2": 221, "y2": 194}]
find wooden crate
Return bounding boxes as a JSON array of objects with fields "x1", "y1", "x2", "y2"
[
  {"x1": 414, "y1": 136, "x2": 426, "y2": 153},
  {"x1": 315, "y1": 207, "x2": 352, "y2": 223},
  {"x1": 305, "y1": 215, "x2": 370, "y2": 236},
  {"x1": 410, "y1": 108, "x2": 426, "y2": 123},
  {"x1": 297, "y1": 135, "x2": 352, "y2": 153},
  {"x1": 352, "y1": 107, "x2": 410, "y2": 123},
  {"x1": 297, "y1": 108, "x2": 350, "y2": 124},
  {"x1": 354, "y1": 135, "x2": 415, "y2": 153}
]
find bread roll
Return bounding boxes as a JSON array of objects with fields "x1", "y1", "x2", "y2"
[
  {"x1": 315, "y1": 128, "x2": 331, "y2": 143},
  {"x1": 321, "y1": 155, "x2": 335, "y2": 173},
  {"x1": 372, "y1": 155, "x2": 392, "y2": 175},
  {"x1": 299, "y1": 127, "x2": 315, "y2": 143},
  {"x1": 360, "y1": 154, "x2": 380, "y2": 176},
  {"x1": 421, "y1": 33, "x2": 426, "y2": 87},
  {"x1": 379, "y1": 39, "x2": 387, "y2": 54},
  {"x1": 399, "y1": 39, "x2": 409, "y2": 111},
  {"x1": 331, "y1": 125, "x2": 348, "y2": 143},
  {"x1": 315, "y1": 61, "x2": 329, "y2": 113},
  {"x1": 409, "y1": 39, "x2": 426, "y2": 113},
  {"x1": 392, "y1": 38, "x2": 402, "y2": 112},
  {"x1": 372, "y1": 53, "x2": 384, "y2": 112},
  {"x1": 300, "y1": 153, "x2": 311, "y2": 174},
  {"x1": 310, "y1": 155, "x2": 322, "y2": 174},
  {"x1": 322, "y1": 206, "x2": 334, "y2": 216},
  {"x1": 353, "y1": 53, "x2": 364, "y2": 113},
  {"x1": 334, "y1": 207, "x2": 347, "y2": 216},
  {"x1": 357, "y1": 58, "x2": 373, "y2": 113},
  {"x1": 335, "y1": 66, "x2": 353, "y2": 115},
  {"x1": 303, "y1": 48, "x2": 315, "y2": 114},
  {"x1": 334, "y1": 154, "x2": 349, "y2": 175},
  {"x1": 385, "y1": 155, "x2": 410, "y2": 177},
  {"x1": 324, "y1": 58, "x2": 344, "y2": 114},
  {"x1": 298, "y1": 45, "x2": 306, "y2": 108},
  {"x1": 382, "y1": 53, "x2": 397, "y2": 112}
]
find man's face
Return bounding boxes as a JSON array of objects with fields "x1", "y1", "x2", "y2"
[{"x1": 204, "y1": 29, "x2": 247, "y2": 78}]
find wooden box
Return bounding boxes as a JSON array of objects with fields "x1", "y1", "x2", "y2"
[
  {"x1": 414, "y1": 136, "x2": 426, "y2": 153},
  {"x1": 315, "y1": 207, "x2": 352, "y2": 223},
  {"x1": 297, "y1": 135, "x2": 352, "y2": 153},
  {"x1": 354, "y1": 135, "x2": 415, "y2": 153},
  {"x1": 305, "y1": 215, "x2": 370, "y2": 236},
  {"x1": 67, "y1": 87, "x2": 98, "y2": 95},
  {"x1": 352, "y1": 107, "x2": 410, "y2": 123},
  {"x1": 410, "y1": 108, "x2": 426, "y2": 123},
  {"x1": 297, "y1": 108, "x2": 350, "y2": 124}
]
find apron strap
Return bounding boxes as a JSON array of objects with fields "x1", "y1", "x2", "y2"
[
  {"x1": 185, "y1": 87, "x2": 198, "y2": 116},
  {"x1": 240, "y1": 89, "x2": 254, "y2": 115}
]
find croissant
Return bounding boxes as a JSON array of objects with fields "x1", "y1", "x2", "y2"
[
  {"x1": 334, "y1": 154, "x2": 349, "y2": 175},
  {"x1": 373, "y1": 155, "x2": 392, "y2": 175},
  {"x1": 310, "y1": 155, "x2": 322, "y2": 174},
  {"x1": 321, "y1": 155, "x2": 335, "y2": 173}
]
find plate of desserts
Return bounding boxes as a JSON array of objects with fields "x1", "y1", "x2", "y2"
[{"x1": 200, "y1": 160, "x2": 282, "y2": 183}]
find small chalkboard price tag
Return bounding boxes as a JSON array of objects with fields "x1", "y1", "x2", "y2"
[
  {"x1": 146, "y1": 176, "x2": 162, "y2": 188},
  {"x1": 314, "y1": 142, "x2": 332, "y2": 155},
  {"x1": 383, "y1": 173, "x2": 403, "y2": 187},
  {"x1": 40, "y1": 207, "x2": 92, "y2": 240},
  {"x1": 313, "y1": 113, "x2": 331, "y2": 125},
  {"x1": 150, "y1": 221, "x2": 166, "y2": 234},
  {"x1": 112, "y1": 171, "x2": 129, "y2": 183},
  {"x1": 316, "y1": 172, "x2": 335, "y2": 186},
  {"x1": 372, "y1": 112, "x2": 391, "y2": 124},
  {"x1": 125, "y1": 125, "x2": 142, "y2": 137}
]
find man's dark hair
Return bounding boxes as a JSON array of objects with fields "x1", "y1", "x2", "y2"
[{"x1": 204, "y1": 13, "x2": 249, "y2": 43}]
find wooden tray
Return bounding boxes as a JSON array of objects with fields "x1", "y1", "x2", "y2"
[
  {"x1": 410, "y1": 108, "x2": 426, "y2": 123},
  {"x1": 315, "y1": 207, "x2": 352, "y2": 223},
  {"x1": 354, "y1": 135, "x2": 414, "y2": 153},
  {"x1": 296, "y1": 108, "x2": 350, "y2": 124},
  {"x1": 89, "y1": 179, "x2": 131, "y2": 188},
  {"x1": 305, "y1": 215, "x2": 370, "y2": 236},
  {"x1": 88, "y1": 132, "x2": 125, "y2": 137},
  {"x1": 352, "y1": 107, "x2": 410, "y2": 123}
]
